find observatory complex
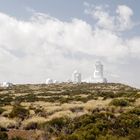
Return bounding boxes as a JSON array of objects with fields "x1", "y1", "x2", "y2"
[{"x1": 46, "y1": 61, "x2": 107, "y2": 84}]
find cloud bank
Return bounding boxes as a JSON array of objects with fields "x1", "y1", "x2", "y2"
[{"x1": 0, "y1": 4, "x2": 140, "y2": 87}]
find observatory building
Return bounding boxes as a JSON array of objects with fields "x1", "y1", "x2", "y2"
[
  {"x1": 91, "y1": 61, "x2": 107, "y2": 83},
  {"x1": 72, "y1": 70, "x2": 81, "y2": 83},
  {"x1": 45, "y1": 78, "x2": 53, "y2": 84},
  {"x1": 0, "y1": 82, "x2": 13, "y2": 88},
  {"x1": 45, "y1": 78, "x2": 59, "y2": 84}
]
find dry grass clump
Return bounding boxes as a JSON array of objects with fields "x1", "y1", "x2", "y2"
[
  {"x1": 45, "y1": 106, "x2": 62, "y2": 115},
  {"x1": 31, "y1": 101, "x2": 62, "y2": 115},
  {"x1": 84, "y1": 99, "x2": 112, "y2": 112},
  {"x1": 29, "y1": 110, "x2": 35, "y2": 116},
  {"x1": 22, "y1": 116, "x2": 47, "y2": 128},
  {"x1": 134, "y1": 98, "x2": 140, "y2": 106},
  {"x1": 0, "y1": 117, "x2": 18, "y2": 128},
  {"x1": 1, "y1": 105, "x2": 13, "y2": 112},
  {"x1": 33, "y1": 101, "x2": 59, "y2": 108},
  {"x1": 2, "y1": 110, "x2": 12, "y2": 117},
  {"x1": 36, "y1": 95, "x2": 50, "y2": 99},
  {"x1": 47, "y1": 110, "x2": 74, "y2": 121},
  {"x1": 1, "y1": 105, "x2": 13, "y2": 117},
  {"x1": 77, "y1": 94, "x2": 89, "y2": 98},
  {"x1": 20, "y1": 102, "x2": 31, "y2": 108},
  {"x1": 61, "y1": 102, "x2": 84, "y2": 110},
  {"x1": 13, "y1": 93, "x2": 29, "y2": 97}
]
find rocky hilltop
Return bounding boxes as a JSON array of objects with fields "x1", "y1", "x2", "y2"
[{"x1": 0, "y1": 83, "x2": 140, "y2": 140}]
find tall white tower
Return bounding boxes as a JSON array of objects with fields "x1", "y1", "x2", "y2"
[
  {"x1": 72, "y1": 70, "x2": 81, "y2": 83},
  {"x1": 94, "y1": 61, "x2": 103, "y2": 78},
  {"x1": 91, "y1": 61, "x2": 107, "y2": 83}
]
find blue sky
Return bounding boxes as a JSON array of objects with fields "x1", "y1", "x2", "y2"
[
  {"x1": 0, "y1": 0, "x2": 140, "y2": 37},
  {"x1": 0, "y1": 0, "x2": 139, "y2": 20},
  {"x1": 0, "y1": 0, "x2": 140, "y2": 87}
]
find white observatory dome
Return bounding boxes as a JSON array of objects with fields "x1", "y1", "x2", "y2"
[
  {"x1": 45, "y1": 78, "x2": 53, "y2": 84},
  {"x1": 53, "y1": 80, "x2": 58, "y2": 84},
  {"x1": 1, "y1": 82, "x2": 13, "y2": 88}
]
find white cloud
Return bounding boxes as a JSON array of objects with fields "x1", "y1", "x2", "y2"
[
  {"x1": 85, "y1": 4, "x2": 134, "y2": 32},
  {"x1": 116, "y1": 5, "x2": 133, "y2": 31},
  {"x1": 0, "y1": 5, "x2": 140, "y2": 87},
  {"x1": 83, "y1": 1, "x2": 90, "y2": 7},
  {"x1": 126, "y1": 37, "x2": 140, "y2": 58}
]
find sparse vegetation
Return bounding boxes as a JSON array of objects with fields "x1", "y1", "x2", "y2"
[{"x1": 0, "y1": 83, "x2": 139, "y2": 140}]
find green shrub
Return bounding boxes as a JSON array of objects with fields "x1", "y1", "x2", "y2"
[
  {"x1": 9, "y1": 105, "x2": 29, "y2": 119},
  {"x1": 24, "y1": 122, "x2": 38, "y2": 130},
  {"x1": 48, "y1": 117, "x2": 68, "y2": 129},
  {"x1": 129, "y1": 107, "x2": 140, "y2": 115},
  {"x1": 0, "y1": 132, "x2": 8, "y2": 140},
  {"x1": 0, "y1": 126, "x2": 7, "y2": 131},
  {"x1": 111, "y1": 113, "x2": 140, "y2": 136},
  {"x1": 128, "y1": 129, "x2": 140, "y2": 140},
  {"x1": 41, "y1": 117, "x2": 70, "y2": 135},
  {"x1": 110, "y1": 99, "x2": 129, "y2": 107},
  {"x1": 98, "y1": 134, "x2": 128, "y2": 140},
  {"x1": 11, "y1": 136, "x2": 27, "y2": 140}
]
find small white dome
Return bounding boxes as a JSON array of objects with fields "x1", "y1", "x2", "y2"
[
  {"x1": 53, "y1": 80, "x2": 58, "y2": 84},
  {"x1": 1, "y1": 82, "x2": 13, "y2": 88},
  {"x1": 46, "y1": 78, "x2": 53, "y2": 84}
]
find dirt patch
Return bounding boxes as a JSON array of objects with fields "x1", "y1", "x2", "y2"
[{"x1": 8, "y1": 129, "x2": 44, "y2": 140}]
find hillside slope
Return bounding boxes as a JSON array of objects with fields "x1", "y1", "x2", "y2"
[{"x1": 0, "y1": 83, "x2": 140, "y2": 140}]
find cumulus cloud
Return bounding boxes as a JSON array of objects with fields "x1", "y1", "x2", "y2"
[
  {"x1": 116, "y1": 5, "x2": 133, "y2": 31},
  {"x1": 85, "y1": 4, "x2": 134, "y2": 31},
  {"x1": 0, "y1": 5, "x2": 140, "y2": 87}
]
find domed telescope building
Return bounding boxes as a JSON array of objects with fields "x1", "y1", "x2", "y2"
[
  {"x1": 0, "y1": 82, "x2": 13, "y2": 88},
  {"x1": 45, "y1": 78, "x2": 53, "y2": 84}
]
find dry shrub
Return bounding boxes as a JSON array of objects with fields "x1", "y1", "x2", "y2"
[
  {"x1": 0, "y1": 117, "x2": 18, "y2": 129},
  {"x1": 29, "y1": 110, "x2": 35, "y2": 116},
  {"x1": 45, "y1": 106, "x2": 62, "y2": 115},
  {"x1": 61, "y1": 103, "x2": 84, "y2": 111},
  {"x1": 48, "y1": 110, "x2": 74, "y2": 121},
  {"x1": 22, "y1": 116, "x2": 47, "y2": 129},
  {"x1": 84, "y1": 99, "x2": 111, "y2": 112},
  {"x1": 20, "y1": 102, "x2": 31, "y2": 108},
  {"x1": 1, "y1": 105, "x2": 13, "y2": 116},
  {"x1": 32, "y1": 101, "x2": 59, "y2": 109},
  {"x1": 134, "y1": 98, "x2": 140, "y2": 106}
]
